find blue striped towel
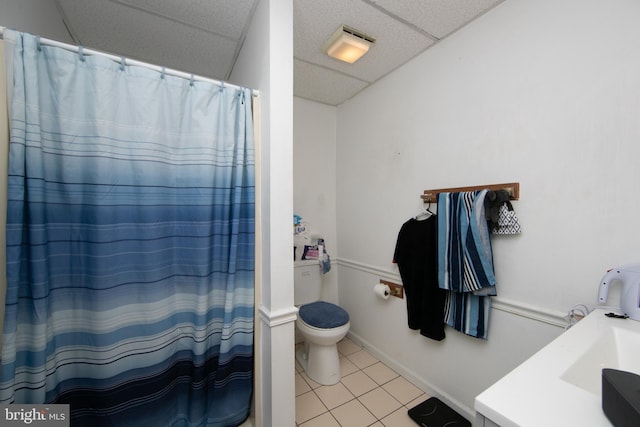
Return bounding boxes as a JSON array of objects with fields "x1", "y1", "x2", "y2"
[{"x1": 437, "y1": 190, "x2": 496, "y2": 339}]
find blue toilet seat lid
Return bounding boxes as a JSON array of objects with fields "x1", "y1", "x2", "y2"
[{"x1": 299, "y1": 301, "x2": 349, "y2": 329}]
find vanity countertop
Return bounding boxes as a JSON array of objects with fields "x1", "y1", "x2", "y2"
[{"x1": 475, "y1": 308, "x2": 640, "y2": 426}]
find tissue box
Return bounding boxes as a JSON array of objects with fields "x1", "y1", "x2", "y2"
[{"x1": 602, "y1": 368, "x2": 640, "y2": 427}]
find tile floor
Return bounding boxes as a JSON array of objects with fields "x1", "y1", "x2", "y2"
[{"x1": 295, "y1": 337, "x2": 430, "y2": 427}]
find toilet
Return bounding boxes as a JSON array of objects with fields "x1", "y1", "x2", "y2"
[{"x1": 294, "y1": 260, "x2": 350, "y2": 385}]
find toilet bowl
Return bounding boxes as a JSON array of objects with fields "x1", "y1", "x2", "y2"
[
  {"x1": 294, "y1": 259, "x2": 351, "y2": 385},
  {"x1": 295, "y1": 301, "x2": 350, "y2": 385}
]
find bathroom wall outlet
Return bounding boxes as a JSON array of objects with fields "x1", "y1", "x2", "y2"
[{"x1": 380, "y1": 280, "x2": 404, "y2": 299}]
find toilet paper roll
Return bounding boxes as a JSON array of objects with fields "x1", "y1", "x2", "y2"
[{"x1": 373, "y1": 283, "x2": 390, "y2": 300}]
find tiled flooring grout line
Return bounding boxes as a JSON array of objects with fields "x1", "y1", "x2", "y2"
[
  {"x1": 295, "y1": 338, "x2": 429, "y2": 426},
  {"x1": 301, "y1": 369, "x2": 401, "y2": 424}
]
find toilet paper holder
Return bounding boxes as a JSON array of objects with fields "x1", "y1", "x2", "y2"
[{"x1": 380, "y1": 280, "x2": 403, "y2": 299}]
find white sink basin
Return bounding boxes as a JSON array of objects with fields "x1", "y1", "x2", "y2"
[
  {"x1": 475, "y1": 309, "x2": 640, "y2": 427},
  {"x1": 561, "y1": 326, "x2": 640, "y2": 395}
]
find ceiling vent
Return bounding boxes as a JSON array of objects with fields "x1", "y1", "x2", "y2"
[{"x1": 323, "y1": 25, "x2": 375, "y2": 64}]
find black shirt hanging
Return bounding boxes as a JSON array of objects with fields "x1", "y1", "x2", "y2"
[{"x1": 393, "y1": 216, "x2": 446, "y2": 341}]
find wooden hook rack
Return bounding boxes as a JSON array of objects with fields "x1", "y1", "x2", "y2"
[{"x1": 421, "y1": 182, "x2": 520, "y2": 203}]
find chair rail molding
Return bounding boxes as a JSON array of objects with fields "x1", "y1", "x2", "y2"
[
  {"x1": 258, "y1": 305, "x2": 298, "y2": 327},
  {"x1": 336, "y1": 258, "x2": 567, "y2": 328}
]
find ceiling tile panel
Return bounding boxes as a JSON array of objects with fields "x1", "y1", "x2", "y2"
[
  {"x1": 368, "y1": 0, "x2": 504, "y2": 39},
  {"x1": 116, "y1": 0, "x2": 257, "y2": 39},
  {"x1": 293, "y1": 0, "x2": 434, "y2": 83},
  {"x1": 55, "y1": 0, "x2": 507, "y2": 105},
  {"x1": 294, "y1": 60, "x2": 369, "y2": 106},
  {"x1": 58, "y1": 0, "x2": 236, "y2": 80}
]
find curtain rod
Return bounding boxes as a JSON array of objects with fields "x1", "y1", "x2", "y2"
[{"x1": 0, "y1": 27, "x2": 259, "y2": 97}]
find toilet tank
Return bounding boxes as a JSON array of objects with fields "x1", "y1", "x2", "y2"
[{"x1": 294, "y1": 260, "x2": 322, "y2": 305}]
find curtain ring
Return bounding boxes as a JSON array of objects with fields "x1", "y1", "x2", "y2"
[
  {"x1": 78, "y1": 46, "x2": 85, "y2": 62},
  {"x1": 190, "y1": 74, "x2": 195, "y2": 87},
  {"x1": 36, "y1": 36, "x2": 42, "y2": 52},
  {"x1": 160, "y1": 66, "x2": 166, "y2": 79},
  {"x1": 120, "y1": 57, "x2": 126, "y2": 71}
]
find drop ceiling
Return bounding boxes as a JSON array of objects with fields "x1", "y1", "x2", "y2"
[{"x1": 53, "y1": 0, "x2": 505, "y2": 106}]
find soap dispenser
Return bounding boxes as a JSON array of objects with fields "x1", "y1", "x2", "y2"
[{"x1": 598, "y1": 263, "x2": 640, "y2": 321}]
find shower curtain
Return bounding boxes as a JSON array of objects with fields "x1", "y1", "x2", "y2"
[{"x1": 0, "y1": 30, "x2": 255, "y2": 427}]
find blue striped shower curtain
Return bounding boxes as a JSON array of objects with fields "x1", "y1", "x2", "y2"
[{"x1": 1, "y1": 30, "x2": 255, "y2": 426}]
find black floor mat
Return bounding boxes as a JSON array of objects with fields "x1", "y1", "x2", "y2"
[{"x1": 407, "y1": 397, "x2": 471, "y2": 426}]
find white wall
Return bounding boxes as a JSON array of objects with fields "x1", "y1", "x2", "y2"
[
  {"x1": 230, "y1": 1, "x2": 295, "y2": 426},
  {"x1": 293, "y1": 97, "x2": 338, "y2": 303},
  {"x1": 328, "y1": 0, "x2": 640, "y2": 418}
]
